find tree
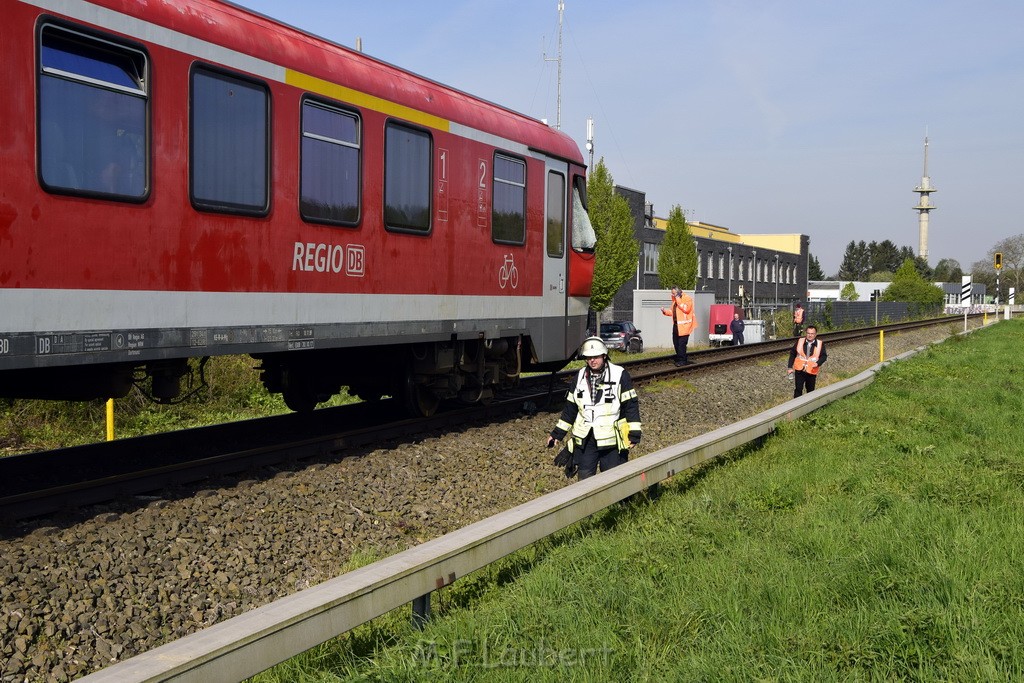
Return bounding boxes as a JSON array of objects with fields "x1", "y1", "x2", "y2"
[
  {"x1": 913, "y1": 256, "x2": 933, "y2": 280},
  {"x1": 932, "y1": 258, "x2": 963, "y2": 283},
  {"x1": 807, "y1": 253, "x2": 825, "y2": 280},
  {"x1": 882, "y1": 258, "x2": 944, "y2": 310},
  {"x1": 969, "y1": 258, "x2": 996, "y2": 299},
  {"x1": 657, "y1": 204, "x2": 697, "y2": 290},
  {"x1": 586, "y1": 158, "x2": 639, "y2": 313},
  {"x1": 869, "y1": 240, "x2": 903, "y2": 274},
  {"x1": 839, "y1": 282, "x2": 859, "y2": 301},
  {"x1": 990, "y1": 234, "x2": 1024, "y2": 298},
  {"x1": 837, "y1": 241, "x2": 927, "y2": 282},
  {"x1": 838, "y1": 240, "x2": 870, "y2": 281}
]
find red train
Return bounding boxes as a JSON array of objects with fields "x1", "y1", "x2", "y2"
[{"x1": 1, "y1": 0, "x2": 596, "y2": 415}]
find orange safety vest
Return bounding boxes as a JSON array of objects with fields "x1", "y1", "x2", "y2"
[
  {"x1": 792, "y1": 338, "x2": 821, "y2": 375},
  {"x1": 793, "y1": 307, "x2": 804, "y2": 324},
  {"x1": 662, "y1": 293, "x2": 695, "y2": 336}
]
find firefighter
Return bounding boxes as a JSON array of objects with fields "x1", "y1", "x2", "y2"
[
  {"x1": 787, "y1": 324, "x2": 827, "y2": 398},
  {"x1": 546, "y1": 337, "x2": 642, "y2": 480}
]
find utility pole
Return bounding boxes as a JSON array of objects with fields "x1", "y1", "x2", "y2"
[
  {"x1": 585, "y1": 116, "x2": 594, "y2": 169},
  {"x1": 727, "y1": 246, "x2": 733, "y2": 303},
  {"x1": 751, "y1": 249, "x2": 757, "y2": 307},
  {"x1": 774, "y1": 254, "x2": 780, "y2": 308}
]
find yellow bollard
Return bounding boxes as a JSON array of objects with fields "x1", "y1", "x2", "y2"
[
  {"x1": 984, "y1": 310, "x2": 988, "y2": 325},
  {"x1": 106, "y1": 398, "x2": 114, "y2": 441},
  {"x1": 879, "y1": 330, "x2": 885, "y2": 363}
]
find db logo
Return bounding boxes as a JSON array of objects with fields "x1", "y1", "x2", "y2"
[{"x1": 346, "y1": 245, "x2": 365, "y2": 277}]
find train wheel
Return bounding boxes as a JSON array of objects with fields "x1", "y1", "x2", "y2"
[
  {"x1": 282, "y1": 371, "x2": 318, "y2": 413},
  {"x1": 403, "y1": 377, "x2": 440, "y2": 417},
  {"x1": 283, "y1": 385, "x2": 318, "y2": 413}
]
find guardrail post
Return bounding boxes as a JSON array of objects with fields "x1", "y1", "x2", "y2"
[{"x1": 412, "y1": 593, "x2": 432, "y2": 629}]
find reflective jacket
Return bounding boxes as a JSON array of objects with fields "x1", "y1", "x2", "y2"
[
  {"x1": 550, "y1": 362, "x2": 641, "y2": 450},
  {"x1": 791, "y1": 338, "x2": 823, "y2": 375},
  {"x1": 662, "y1": 292, "x2": 695, "y2": 336},
  {"x1": 793, "y1": 307, "x2": 805, "y2": 324}
]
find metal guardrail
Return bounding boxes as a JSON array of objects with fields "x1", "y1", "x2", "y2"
[{"x1": 77, "y1": 344, "x2": 930, "y2": 682}]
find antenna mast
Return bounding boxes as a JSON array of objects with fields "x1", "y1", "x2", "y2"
[
  {"x1": 543, "y1": 1, "x2": 564, "y2": 129},
  {"x1": 913, "y1": 134, "x2": 937, "y2": 261}
]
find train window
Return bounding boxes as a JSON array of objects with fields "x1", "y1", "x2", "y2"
[
  {"x1": 300, "y1": 99, "x2": 360, "y2": 225},
  {"x1": 492, "y1": 153, "x2": 526, "y2": 245},
  {"x1": 384, "y1": 122, "x2": 431, "y2": 233},
  {"x1": 570, "y1": 175, "x2": 597, "y2": 253},
  {"x1": 38, "y1": 25, "x2": 148, "y2": 200},
  {"x1": 546, "y1": 171, "x2": 565, "y2": 257},
  {"x1": 190, "y1": 67, "x2": 269, "y2": 215}
]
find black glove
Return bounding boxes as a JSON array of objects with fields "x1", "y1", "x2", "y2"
[
  {"x1": 553, "y1": 446, "x2": 577, "y2": 478},
  {"x1": 563, "y1": 460, "x2": 578, "y2": 478}
]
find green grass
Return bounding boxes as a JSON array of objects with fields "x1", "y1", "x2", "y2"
[
  {"x1": 0, "y1": 355, "x2": 358, "y2": 454},
  {"x1": 251, "y1": 319, "x2": 1024, "y2": 681}
]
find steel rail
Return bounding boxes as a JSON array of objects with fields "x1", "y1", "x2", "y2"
[{"x1": 0, "y1": 315, "x2": 974, "y2": 524}]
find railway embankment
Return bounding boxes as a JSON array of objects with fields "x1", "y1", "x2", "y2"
[
  {"x1": 0, "y1": 319, "x2": 996, "y2": 680},
  {"x1": 317, "y1": 318, "x2": 1024, "y2": 681}
]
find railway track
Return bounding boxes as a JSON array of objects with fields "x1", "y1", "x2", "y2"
[
  {"x1": 0, "y1": 314, "x2": 988, "y2": 681},
  {"x1": 0, "y1": 315, "x2": 973, "y2": 525}
]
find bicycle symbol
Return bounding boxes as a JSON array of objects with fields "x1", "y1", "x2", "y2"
[{"x1": 498, "y1": 254, "x2": 519, "y2": 290}]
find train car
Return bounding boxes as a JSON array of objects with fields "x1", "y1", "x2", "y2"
[{"x1": 0, "y1": 0, "x2": 597, "y2": 415}]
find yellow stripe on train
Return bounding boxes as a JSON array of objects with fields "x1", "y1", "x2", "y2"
[{"x1": 286, "y1": 69, "x2": 450, "y2": 132}]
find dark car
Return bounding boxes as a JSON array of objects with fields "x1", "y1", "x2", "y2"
[{"x1": 600, "y1": 321, "x2": 644, "y2": 354}]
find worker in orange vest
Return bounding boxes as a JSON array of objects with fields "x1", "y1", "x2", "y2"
[
  {"x1": 787, "y1": 324, "x2": 827, "y2": 398},
  {"x1": 792, "y1": 303, "x2": 805, "y2": 337},
  {"x1": 661, "y1": 286, "x2": 696, "y2": 366}
]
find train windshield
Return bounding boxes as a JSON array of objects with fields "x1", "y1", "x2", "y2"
[{"x1": 571, "y1": 176, "x2": 597, "y2": 253}]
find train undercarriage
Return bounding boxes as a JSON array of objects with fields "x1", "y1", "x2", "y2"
[
  {"x1": 255, "y1": 336, "x2": 525, "y2": 417},
  {"x1": 0, "y1": 336, "x2": 528, "y2": 418}
]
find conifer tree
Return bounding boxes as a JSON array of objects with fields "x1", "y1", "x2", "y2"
[
  {"x1": 586, "y1": 158, "x2": 639, "y2": 312},
  {"x1": 657, "y1": 204, "x2": 697, "y2": 289}
]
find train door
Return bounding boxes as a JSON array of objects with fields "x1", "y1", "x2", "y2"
[
  {"x1": 566, "y1": 170, "x2": 596, "y2": 345},
  {"x1": 541, "y1": 160, "x2": 570, "y2": 361}
]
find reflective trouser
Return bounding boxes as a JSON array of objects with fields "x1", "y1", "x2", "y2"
[{"x1": 575, "y1": 435, "x2": 627, "y2": 480}]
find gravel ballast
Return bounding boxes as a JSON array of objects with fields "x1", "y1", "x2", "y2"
[{"x1": 0, "y1": 324, "x2": 971, "y2": 681}]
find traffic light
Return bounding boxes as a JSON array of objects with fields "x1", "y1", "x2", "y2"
[
  {"x1": 870, "y1": 289, "x2": 880, "y2": 301},
  {"x1": 995, "y1": 252, "x2": 1003, "y2": 269}
]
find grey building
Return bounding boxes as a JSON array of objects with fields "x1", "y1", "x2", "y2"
[{"x1": 604, "y1": 186, "x2": 810, "y2": 322}]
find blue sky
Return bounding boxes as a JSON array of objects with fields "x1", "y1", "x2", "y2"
[{"x1": 237, "y1": 0, "x2": 1024, "y2": 276}]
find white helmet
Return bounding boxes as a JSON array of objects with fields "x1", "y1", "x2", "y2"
[{"x1": 579, "y1": 336, "x2": 608, "y2": 358}]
